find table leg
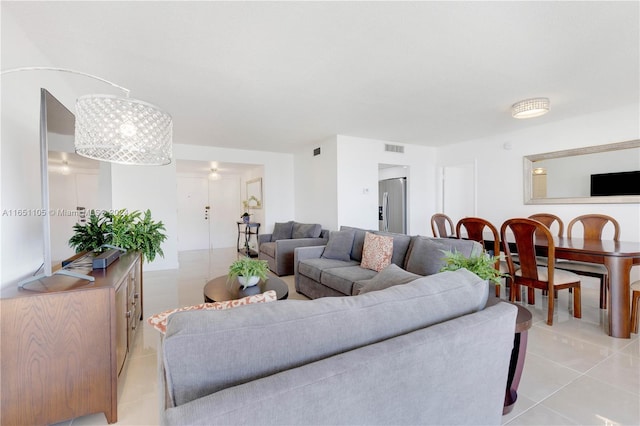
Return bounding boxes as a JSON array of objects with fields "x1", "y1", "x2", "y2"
[
  {"x1": 604, "y1": 257, "x2": 633, "y2": 338},
  {"x1": 503, "y1": 329, "x2": 528, "y2": 414}
]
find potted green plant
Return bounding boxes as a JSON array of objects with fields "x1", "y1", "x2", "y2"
[
  {"x1": 227, "y1": 257, "x2": 270, "y2": 289},
  {"x1": 439, "y1": 249, "x2": 506, "y2": 285},
  {"x1": 69, "y1": 208, "x2": 167, "y2": 262}
]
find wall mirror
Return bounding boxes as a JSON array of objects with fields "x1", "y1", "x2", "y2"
[
  {"x1": 524, "y1": 139, "x2": 640, "y2": 204},
  {"x1": 246, "y1": 178, "x2": 262, "y2": 209}
]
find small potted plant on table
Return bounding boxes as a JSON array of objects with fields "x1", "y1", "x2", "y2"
[{"x1": 227, "y1": 257, "x2": 270, "y2": 289}]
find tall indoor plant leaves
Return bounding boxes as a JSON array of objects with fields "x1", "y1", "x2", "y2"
[{"x1": 69, "y1": 209, "x2": 167, "y2": 262}]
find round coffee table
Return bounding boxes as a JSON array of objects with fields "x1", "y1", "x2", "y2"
[{"x1": 203, "y1": 274, "x2": 289, "y2": 303}]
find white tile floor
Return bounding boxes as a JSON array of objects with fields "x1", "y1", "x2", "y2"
[{"x1": 57, "y1": 248, "x2": 639, "y2": 425}]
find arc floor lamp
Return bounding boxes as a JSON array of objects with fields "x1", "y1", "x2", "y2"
[{"x1": 1, "y1": 66, "x2": 173, "y2": 166}]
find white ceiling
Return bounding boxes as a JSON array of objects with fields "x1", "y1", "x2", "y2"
[{"x1": 3, "y1": 1, "x2": 639, "y2": 154}]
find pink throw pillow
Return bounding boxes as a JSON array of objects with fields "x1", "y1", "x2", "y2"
[
  {"x1": 360, "y1": 232, "x2": 394, "y2": 272},
  {"x1": 146, "y1": 290, "x2": 277, "y2": 334}
]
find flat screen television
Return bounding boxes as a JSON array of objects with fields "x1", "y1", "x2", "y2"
[
  {"x1": 19, "y1": 89, "x2": 98, "y2": 287},
  {"x1": 590, "y1": 170, "x2": 640, "y2": 196}
]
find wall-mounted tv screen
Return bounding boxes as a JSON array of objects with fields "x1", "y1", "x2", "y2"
[{"x1": 590, "y1": 170, "x2": 640, "y2": 196}]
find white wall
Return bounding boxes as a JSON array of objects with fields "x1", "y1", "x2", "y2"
[
  {"x1": 335, "y1": 135, "x2": 436, "y2": 235},
  {"x1": 294, "y1": 135, "x2": 439, "y2": 234},
  {"x1": 111, "y1": 162, "x2": 180, "y2": 271},
  {"x1": 293, "y1": 136, "x2": 338, "y2": 229},
  {"x1": 1, "y1": 10, "x2": 84, "y2": 288},
  {"x1": 436, "y1": 104, "x2": 640, "y2": 243}
]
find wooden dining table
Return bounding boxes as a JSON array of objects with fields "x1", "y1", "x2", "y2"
[{"x1": 501, "y1": 237, "x2": 640, "y2": 338}]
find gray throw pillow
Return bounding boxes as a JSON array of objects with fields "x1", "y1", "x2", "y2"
[
  {"x1": 322, "y1": 230, "x2": 356, "y2": 262},
  {"x1": 354, "y1": 264, "x2": 421, "y2": 295},
  {"x1": 340, "y1": 226, "x2": 369, "y2": 261},
  {"x1": 271, "y1": 221, "x2": 294, "y2": 241},
  {"x1": 292, "y1": 222, "x2": 322, "y2": 239},
  {"x1": 404, "y1": 237, "x2": 481, "y2": 276},
  {"x1": 404, "y1": 237, "x2": 451, "y2": 276}
]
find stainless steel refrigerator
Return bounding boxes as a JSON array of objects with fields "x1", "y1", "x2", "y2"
[{"x1": 378, "y1": 177, "x2": 407, "y2": 234}]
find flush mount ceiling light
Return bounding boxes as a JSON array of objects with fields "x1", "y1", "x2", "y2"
[
  {"x1": 511, "y1": 97, "x2": 550, "y2": 119},
  {"x1": 1, "y1": 67, "x2": 173, "y2": 165}
]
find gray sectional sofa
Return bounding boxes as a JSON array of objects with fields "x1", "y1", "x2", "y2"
[
  {"x1": 160, "y1": 268, "x2": 517, "y2": 425},
  {"x1": 258, "y1": 221, "x2": 329, "y2": 276},
  {"x1": 295, "y1": 225, "x2": 483, "y2": 299}
]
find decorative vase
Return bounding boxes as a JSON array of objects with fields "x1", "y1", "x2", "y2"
[
  {"x1": 242, "y1": 215, "x2": 250, "y2": 223},
  {"x1": 238, "y1": 275, "x2": 260, "y2": 289}
]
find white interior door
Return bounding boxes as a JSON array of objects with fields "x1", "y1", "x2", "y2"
[
  {"x1": 442, "y1": 162, "x2": 476, "y2": 221},
  {"x1": 177, "y1": 176, "x2": 210, "y2": 251},
  {"x1": 209, "y1": 177, "x2": 241, "y2": 249}
]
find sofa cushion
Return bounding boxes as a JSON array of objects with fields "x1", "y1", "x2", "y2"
[
  {"x1": 404, "y1": 237, "x2": 482, "y2": 276},
  {"x1": 292, "y1": 222, "x2": 322, "y2": 239},
  {"x1": 322, "y1": 230, "x2": 355, "y2": 262},
  {"x1": 259, "y1": 241, "x2": 276, "y2": 257},
  {"x1": 340, "y1": 226, "x2": 369, "y2": 261},
  {"x1": 354, "y1": 264, "x2": 421, "y2": 295},
  {"x1": 374, "y1": 231, "x2": 412, "y2": 267},
  {"x1": 271, "y1": 221, "x2": 294, "y2": 241},
  {"x1": 321, "y1": 265, "x2": 377, "y2": 295},
  {"x1": 361, "y1": 232, "x2": 394, "y2": 272},
  {"x1": 162, "y1": 269, "x2": 489, "y2": 406},
  {"x1": 298, "y1": 258, "x2": 359, "y2": 282}
]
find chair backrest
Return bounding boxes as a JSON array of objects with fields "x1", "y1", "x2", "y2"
[
  {"x1": 455, "y1": 217, "x2": 500, "y2": 269},
  {"x1": 431, "y1": 213, "x2": 454, "y2": 238},
  {"x1": 500, "y1": 218, "x2": 555, "y2": 283},
  {"x1": 567, "y1": 214, "x2": 620, "y2": 241},
  {"x1": 528, "y1": 213, "x2": 564, "y2": 237}
]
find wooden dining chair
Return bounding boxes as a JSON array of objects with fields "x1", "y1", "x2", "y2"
[
  {"x1": 556, "y1": 214, "x2": 620, "y2": 309},
  {"x1": 456, "y1": 217, "x2": 507, "y2": 297},
  {"x1": 511, "y1": 213, "x2": 563, "y2": 264},
  {"x1": 631, "y1": 281, "x2": 640, "y2": 334},
  {"x1": 529, "y1": 213, "x2": 564, "y2": 238},
  {"x1": 431, "y1": 213, "x2": 454, "y2": 238},
  {"x1": 528, "y1": 213, "x2": 565, "y2": 299},
  {"x1": 501, "y1": 218, "x2": 582, "y2": 326}
]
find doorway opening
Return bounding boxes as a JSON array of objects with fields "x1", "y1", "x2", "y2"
[{"x1": 176, "y1": 160, "x2": 264, "y2": 251}]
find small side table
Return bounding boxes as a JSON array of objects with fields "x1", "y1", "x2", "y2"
[
  {"x1": 237, "y1": 222, "x2": 260, "y2": 257},
  {"x1": 486, "y1": 296, "x2": 533, "y2": 415}
]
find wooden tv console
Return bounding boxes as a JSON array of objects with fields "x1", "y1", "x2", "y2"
[{"x1": 0, "y1": 251, "x2": 143, "y2": 425}]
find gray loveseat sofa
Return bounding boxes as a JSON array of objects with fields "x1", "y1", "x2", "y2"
[
  {"x1": 295, "y1": 225, "x2": 483, "y2": 299},
  {"x1": 258, "y1": 221, "x2": 329, "y2": 276},
  {"x1": 160, "y1": 269, "x2": 517, "y2": 425}
]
